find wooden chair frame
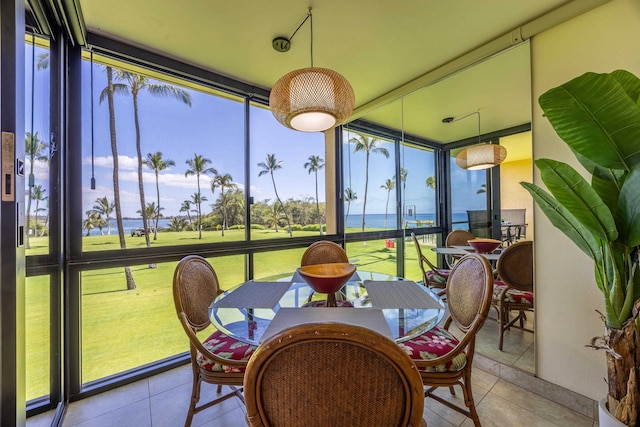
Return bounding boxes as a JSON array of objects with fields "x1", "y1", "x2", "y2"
[
  {"x1": 173, "y1": 255, "x2": 248, "y2": 427},
  {"x1": 300, "y1": 240, "x2": 349, "y2": 266},
  {"x1": 444, "y1": 229, "x2": 475, "y2": 268},
  {"x1": 244, "y1": 323, "x2": 426, "y2": 427},
  {"x1": 494, "y1": 240, "x2": 534, "y2": 350},
  {"x1": 412, "y1": 253, "x2": 493, "y2": 427},
  {"x1": 411, "y1": 232, "x2": 447, "y2": 295}
]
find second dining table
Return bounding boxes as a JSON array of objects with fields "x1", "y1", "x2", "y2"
[{"x1": 209, "y1": 270, "x2": 445, "y2": 346}]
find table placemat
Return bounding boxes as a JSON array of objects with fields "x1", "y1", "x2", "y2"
[
  {"x1": 211, "y1": 281, "x2": 291, "y2": 309},
  {"x1": 363, "y1": 280, "x2": 442, "y2": 309},
  {"x1": 260, "y1": 307, "x2": 393, "y2": 343}
]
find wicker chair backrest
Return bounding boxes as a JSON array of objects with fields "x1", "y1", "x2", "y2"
[
  {"x1": 300, "y1": 241, "x2": 349, "y2": 266},
  {"x1": 244, "y1": 323, "x2": 425, "y2": 427},
  {"x1": 173, "y1": 255, "x2": 220, "y2": 332},
  {"x1": 496, "y1": 240, "x2": 533, "y2": 292}
]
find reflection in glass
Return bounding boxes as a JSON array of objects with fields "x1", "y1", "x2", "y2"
[{"x1": 342, "y1": 129, "x2": 395, "y2": 232}]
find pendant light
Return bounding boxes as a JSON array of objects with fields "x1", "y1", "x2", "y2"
[
  {"x1": 447, "y1": 111, "x2": 507, "y2": 170},
  {"x1": 269, "y1": 7, "x2": 355, "y2": 132}
]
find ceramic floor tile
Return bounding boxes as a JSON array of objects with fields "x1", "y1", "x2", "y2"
[
  {"x1": 199, "y1": 406, "x2": 246, "y2": 427},
  {"x1": 464, "y1": 392, "x2": 558, "y2": 427},
  {"x1": 67, "y1": 399, "x2": 151, "y2": 427},
  {"x1": 26, "y1": 410, "x2": 55, "y2": 427},
  {"x1": 422, "y1": 406, "x2": 458, "y2": 427},
  {"x1": 149, "y1": 381, "x2": 241, "y2": 427},
  {"x1": 489, "y1": 380, "x2": 593, "y2": 427},
  {"x1": 148, "y1": 364, "x2": 191, "y2": 396},
  {"x1": 63, "y1": 379, "x2": 150, "y2": 426}
]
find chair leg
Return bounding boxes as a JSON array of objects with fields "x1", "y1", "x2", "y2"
[
  {"x1": 186, "y1": 370, "x2": 201, "y2": 427},
  {"x1": 461, "y1": 370, "x2": 481, "y2": 427},
  {"x1": 498, "y1": 305, "x2": 506, "y2": 351},
  {"x1": 448, "y1": 386, "x2": 456, "y2": 396}
]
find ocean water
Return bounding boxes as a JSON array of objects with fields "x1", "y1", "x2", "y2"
[
  {"x1": 86, "y1": 213, "x2": 469, "y2": 236},
  {"x1": 345, "y1": 212, "x2": 469, "y2": 229}
]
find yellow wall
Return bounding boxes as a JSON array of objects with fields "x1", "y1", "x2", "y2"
[
  {"x1": 531, "y1": 0, "x2": 640, "y2": 400},
  {"x1": 500, "y1": 158, "x2": 533, "y2": 239}
]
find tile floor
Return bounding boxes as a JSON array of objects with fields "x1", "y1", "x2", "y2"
[{"x1": 27, "y1": 361, "x2": 598, "y2": 427}]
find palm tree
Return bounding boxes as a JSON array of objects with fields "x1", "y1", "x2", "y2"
[
  {"x1": 185, "y1": 154, "x2": 216, "y2": 239},
  {"x1": 344, "y1": 187, "x2": 357, "y2": 220},
  {"x1": 426, "y1": 176, "x2": 436, "y2": 190},
  {"x1": 381, "y1": 178, "x2": 395, "y2": 229},
  {"x1": 100, "y1": 66, "x2": 135, "y2": 290},
  {"x1": 31, "y1": 185, "x2": 47, "y2": 237},
  {"x1": 111, "y1": 71, "x2": 192, "y2": 249},
  {"x1": 143, "y1": 152, "x2": 175, "y2": 240},
  {"x1": 257, "y1": 154, "x2": 292, "y2": 236},
  {"x1": 349, "y1": 132, "x2": 390, "y2": 231},
  {"x1": 180, "y1": 200, "x2": 193, "y2": 226},
  {"x1": 476, "y1": 183, "x2": 487, "y2": 194},
  {"x1": 83, "y1": 210, "x2": 103, "y2": 237},
  {"x1": 211, "y1": 173, "x2": 237, "y2": 236},
  {"x1": 167, "y1": 216, "x2": 188, "y2": 232},
  {"x1": 137, "y1": 202, "x2": 160, "y2": 232},
  {"x1": 397, "y1": 167, "x2": 408, "y2": 218},
  {"x1": 92, "y1": 196, "x2": 115, "y2": 235},
  {"x1": 303, "y1": 155, "x2": 325, "y2": 235},
  {"x1": 25, "y1": 132, "x2": 48, "y2": 248}
]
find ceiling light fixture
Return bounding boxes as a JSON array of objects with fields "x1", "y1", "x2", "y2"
[
  {"x1": 446, "y1": 111, "x2": 507, "y2": 170},
  {"x1": 269, "y1": 7, "x2": 355, "y2": 132}
]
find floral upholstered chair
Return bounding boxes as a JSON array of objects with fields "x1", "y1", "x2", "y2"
[
  {"x1": 493, "y1": 240, "x2": 534, "y2": 350},
  {"x1": 398, "y1": 253, "x2": 493, "y2": 427},
  {"x1": 411, "y1": 232, "x2": 449, "y2": 296},
  {"x1": 243, "y1": 323, "x2": 427, "y2": 427},
  {"x1": 173, "y1": 255, "x2": 257, "y2": 426}
]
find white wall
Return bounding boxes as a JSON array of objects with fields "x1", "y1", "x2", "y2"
[{"x1": 531, "y1": 0, "x2": 640, "y2": 400}]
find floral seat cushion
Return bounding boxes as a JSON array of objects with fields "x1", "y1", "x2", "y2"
[
  {"x1": 493, "y1": 281, "x2": 534, "y2": 305},
  {"x1": 426, "y1": 269, "x2": 450, "y2": 286},
  {"x1": 196, "y1": 330, "x2": 257, "y2": 373},
  {"x1": 398, "y1": 326, "x2": 467, "y2": 372}
]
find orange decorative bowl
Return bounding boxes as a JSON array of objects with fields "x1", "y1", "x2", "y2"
[
  {"x1": 468, "y1": 238, "x2": 501, "y2": 253},
  {"x1": 296, "y1": 263, "x2": 357, "y2": 294}
]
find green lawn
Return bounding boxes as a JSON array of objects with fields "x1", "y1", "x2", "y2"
[{"x1": 25, "y1": 229, "x2": 439, "y2": 400}]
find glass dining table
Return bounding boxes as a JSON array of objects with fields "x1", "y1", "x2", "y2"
[{"x1": 209, "y1": 270, "x2": 445, "y2": 346}]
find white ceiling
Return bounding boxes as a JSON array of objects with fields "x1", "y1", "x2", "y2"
[{"x1": 77, "y1": 0, "x2": 584, "y2": 147}]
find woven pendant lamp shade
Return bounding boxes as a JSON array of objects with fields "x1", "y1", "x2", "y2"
[
  {"x1": 269, "y1": 67, "x2": 355, "y2": 132},
  {"x1": 456, "y1": 144, "x2": 507, "y2": 170}
]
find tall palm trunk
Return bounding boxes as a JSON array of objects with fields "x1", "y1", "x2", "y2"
[
  {"x1": 361, "y1": 152, "x2": 370, "y2": 232},
  {"x1": 314, "y1": 170, "x2": 322, "y2": 235},
  {"x1": 221, "y1": 186, "x2": 227, "y2": 237},
  {"x1": 270, "y1": 171, "x2": 292, "y2": 236},
  {"x1": 106, "y1": 67, "x2": 136, "y2": 290},
  {"x1": 384, "y1": 190, "x2": 390, "y2": 229},
  {"x1": 197, "y1": 179, "x2": 202, "y2": 239},
  {"x1": 153, "y1": 170, "x2": 160, "y2": 240},
  {"x1": 132, "y1": 93, "x2": 151, "y2": 248},
  {"x1": 26, "y1": 186, "x2": 33, "y2": 248}
]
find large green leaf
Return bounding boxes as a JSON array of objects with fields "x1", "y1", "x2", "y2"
[
  {"x1": 535, "y1": 159, "x2": 617, "y2": 242},
  {"x1": 539, "y1": 72, "x2": 640, "y2": 171},
  {"x1": 521, "y1": 182, "x2": 601, "y2": 263},
  {"x1": 616, "y1": 168, "x2": 640, "y2": 248},
  {"x1": 611, "y1": 69, "x2": 640, "y2": 105}
]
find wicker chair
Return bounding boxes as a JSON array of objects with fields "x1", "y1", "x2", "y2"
[
  {"x1": 411, "y1": 232, "x2": 448, "y2": 295},
  {"x1": 173, "y1": 255, "x2": 257, "y2": 427},
  {"x1": 300, "y1": 241, "x2": 352, "y2": 307},
  {"x1": 493, "y1": 240, "x2": 534, "y2": 350},
  {"x1": 399, "y1": 253, "x2": 493, "y2": 427},
  {"x1": 243, "y1": 323, "x2": 427, "y2": 427},
  {"x1": 444, "y1": 229, "x2": 475, "y2": 268},
  {"x1": 300, "y1": 240, "x2": 349, "y2": 266}
]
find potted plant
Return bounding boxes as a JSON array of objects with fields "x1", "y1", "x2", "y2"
[{"x1": 522, "y1": 70, "x2": 640, "y2": 426}]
